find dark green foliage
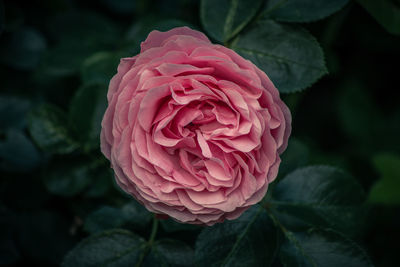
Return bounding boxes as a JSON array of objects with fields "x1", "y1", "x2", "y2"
[
  {"x1": 231, "y1": 20, "x2": 327, "y2": 93},
  {"x1": 263, "y1": 0, "x2": 350, "y2": 22},
  {"x1": 142, "y1": 239, "x2": 194, "y2": 267},
  {"x1": 277, "y1": 138, "x2": 309, "y2": 178},
  {"x1": 84, "y1": 201, "x2": 153, "y2": 234},
  {"x1": 62, "y1": 229, "x2": 195, "y2": 267},
  {"x1": 0, "y1": 129, "x2": 41, "y2": 172},
  {"x1": 368, "y1": 154, "x2": 400, "y2": 204},
  {"x1": 270, "y1": 166, "x2": 366, "y2": 237},
  {"x1": 195, "y1": 206, "x2": 279, "y2": 267},
  {"x1": 200, "y1": 0, "x2": 263, "y2": 42},
  {"x1": 69, "y1": 83, "x2": 109, "y2": 151},
  {"x1": 356, "y1": 0, "x2": 400, "y2": 35},
  {"x1": 280, "y1": 228, "x2": 373, "y2": 266},
  {"x1": 28, "y1": 104, "x2": 79, "y2": 154},
  {"x1": 0, "y1": 27, "x2": 46, "y2": 70},
  {"x1": 0, "y1": 0, "x2": 397, "y2": 266},
  {"x1": 62, "y1": 229, "x2": 147, "y2": 267}
]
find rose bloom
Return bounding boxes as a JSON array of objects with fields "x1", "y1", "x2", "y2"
[{"x1": 101, "y1": 27, "x2": 291, "y2": 225}]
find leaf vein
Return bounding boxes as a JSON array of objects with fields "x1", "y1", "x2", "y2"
[{"x1": 220, "y1": 205, "x2": 263, "y2": 266}]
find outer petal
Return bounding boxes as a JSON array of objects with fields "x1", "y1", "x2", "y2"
[{"x1": 141, "y1": 26, "x2": 211, "y2": 52}]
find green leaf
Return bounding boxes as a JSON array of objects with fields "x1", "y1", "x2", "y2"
[
  {"x1": 62, "y1": 229, "x2": 146, "y2": 267},
  {"x1": 36, "y1": 11, "x2": 119, "y2": 78},
  {"x1": 64, "y1": 228, "x2": 194, "y2": 267},
  {"x1": 278, "y1": 138, "x2": 309, "y2": 178},
  {"x1": 356, "y1": 0, "x2": 400, "y2": 35},
  {"x1": 195, "y1": 205, "x2": 278, "y2": 267},
  {"x1": 263, "y1": 0, "x2": 349, "y2": 23},
  {"x1": 368, "y1": 153, "x2": 400, "y2": 204},
  {"x1": 43, "y1": 159, "x2": 92, "y2": 197},
  {"x1": 200, "y1": 0, "x2": 263, "y2": 42},
  {"x1": 0, "y1": 95, "x2": 31, "y2": 130},
  {"x1": 0, "y1": 27, "x2": 46, "y2": 70},
  {"x1": 84, "y1": 206, "x2": 128, "y2": 234},
  {"x1": 37, "y1": 42, "x2": 98, "y2": 78},
  {"x1": 47, "y1": 11, "x2": 118, "y2": 46},
  {"x1": 84, "y1": 201, "x2": 152, "y2": 234},
  {"x1": 270, "y1": 166, "x2": 366, "y2": 236},
  {"x1": 28, "y1": 104, "x2": 78, "y2": 154},
  {"x1": 83, "y1": 165, "x2": 113, "y2": 198},
  {"x1": 143, "y1": 239, "x2": 194, "y2": 267},
  {"x1": 280, "y1": 228, "x2": 373, "y2": 266},
  {"x1": 81, "y1": 52, "x2": 120, "y2": 85},
  {"x1": 69, "y1": 83, "x2": 108, "y2": 151},
  {"x1": 231, "y1": 20, "x2": 327, "y2": 93},
  {"x1": 0, "y1": 129, "x2": 41, "y2": 172},
  {"x1": 120, "y1": 200, "x2": 153, "y2": 230}
]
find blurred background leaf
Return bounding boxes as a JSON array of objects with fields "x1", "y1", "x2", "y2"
[
  {"x1": 83, "y1": 201, "x2": 152, "y2": 234},
  {"x1": 0, "y1": 27, "x2": 46, "y2": 70},
  {"x1": 28, "y1": 103, "x2": 79, "y2": 154},
  {"x1": 356, "y1": 0, "x2": 400, "y2": 35},
  {"x1": 0, "y1": 128, "x2": 41, "y2": 172},
  {"x1": 368, "y1": 153, "x2": 400, "y2": 205},
  {"x1": 69, "y1": 83, "x2": 108, "y2": 152}
]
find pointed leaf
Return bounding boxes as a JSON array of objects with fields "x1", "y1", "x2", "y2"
[
  {"x1": 200, "y1": 0, "x2": 263, "y2": 42},
  {"x1": 232, "y1": 20, "x2": 327, "y2": 93},
  {"x1": 281, "y1": 228, "x2": 373, "y2": 266},
  {"x1": 62, "y1": 229, "x2": 146, "y2": 267},
  {"x1": 270, "y1": 166, "x2": 366, "y2": 236},
  {"x1": 195, "y1": 205, "x2": 278, "y2": 266}
]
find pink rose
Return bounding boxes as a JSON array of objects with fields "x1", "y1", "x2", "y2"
[{"x1": 100, "y1": 27, "x2": 291, "y2": 225}]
